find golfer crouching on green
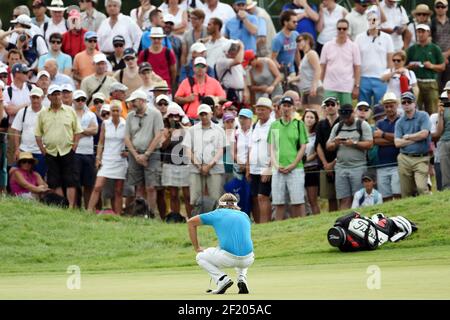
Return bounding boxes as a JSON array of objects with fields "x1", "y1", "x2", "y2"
[{"x1": 187, "y1": 193, "x2": 254, "y2": 294}]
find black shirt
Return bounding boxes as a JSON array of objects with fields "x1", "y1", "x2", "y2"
[{"x1": 315, "y1": 116, "x2": 340, "y2": 168}]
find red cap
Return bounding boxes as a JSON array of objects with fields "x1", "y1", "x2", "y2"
[{"x1": 242, "y1": 50, "x2": 256, "y2": 68}]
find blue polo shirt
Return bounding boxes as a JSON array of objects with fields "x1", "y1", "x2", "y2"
[
  {"x1": 179, "y1": 62, "x2": 215, "y2": 82},
  {"x1": 200, "y1": 208, "x2": 253, "y2": 256},
  {"x1": 224, "y1": 15, "x2": 258, "y2": 52},
  {"x1": 140, "y1": 28, "x2": 173, "y2": 51},
  {"x1": 272, "y1": 30, "x2": 299, "y2": 74},
  {"x1": 377, "y1": 117, "x2": 400, "y2": 167},
  {"x1": 282, "y1": 3, "x2": 318, "y2": 40},
  {"x1": 395, "y1": 111, "x2": 431, "y2": 155},
  {"x1": 255, "y1": 15, "x2": 267, "y2": 37}
]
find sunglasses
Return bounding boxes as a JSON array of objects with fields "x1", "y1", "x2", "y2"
[
  {"x1": 87, "y1": 39, "x2": 97, "y2": 43},
  {"x1": 157, "y1": 102, "x2": 169, "y2": 107},
  {"x1": 101, "y1": 112, "x2": 110, "y2": 116},
  {"x1": 50, "y1": 40, "x2": 62, "y2": 44},
  {"x1": 435, "y1": 5, "x2": 447, "y2": 9},
  {"x1": 358, "y1": 107, "x2": 370, "y2": 111},
  {"x1": 20, "y1": 159, "x2": 35, "y2": 164},
  {"x1": 416, "y1": 13, "x2": 429, "y2": 16},
  {"x1": 338, "y1": 109, "x2": 353, "y2": 114},
  {"x1": 393, "y1": 59, "x2": 402, "y2": 63},
  {"x1": 124, "y1": 57, "x2": 135, "y2": 61},
  {"x1": 401, "y1": 99, "x2": 414, "y2": 105},
  {"x1": 114, "y1": 43, "x2": 124, "y2": 48},
  {"x1": 75, "y1": 97, "x2": 87, "y2": 102},
  {"x1": 94, "y1": 99, "x2": 104, "y2": 104},
  {"x1": 325, "y1": 102, "x2": 336, "y2": 107},
  {"x1": 337, "y1": 27, "x2": 348, "y2": 31}
]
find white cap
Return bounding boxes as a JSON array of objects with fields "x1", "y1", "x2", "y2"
[
  {"x1": 165, "y1": 103, "x2": 185, "y2": 118},
  {"x1": 109, "y1": 82, "x2": 128, "y2": 93},
  {"x1": 356, "y1": 101, "x2": 370, "y2": 109},
  {"x1": 61, "y1": 83, "x2": 74, "y2": 92},
  {"x1": 193, "y1": 57, "x2": 207, "y2": 66},
  {"x1": 382, "y1": 91, "x2": 398, "y2": 104},
  {"x1": 163, "y1": 14, "x2": 175, "y2": 24},
  {"x1": 190, "y1": 42, "x2": 207, "y2": 53},
  {"x1": 11, "y1": 14, "x2": 33, "y2": 27},
  {"x1": 444, "y1": 81, "x2": 450, "y2": 91},
  {"x1": 73, "y1": 90, "x2": 87, "y2": 100},
  {"x1": 92, "y1": 92, "x2": 106, "y2": 101},
  {"x1": 246, "y1": 0, "x2": 257, "y2": 10},
  {"x1": 101, "y1": 104, "x2": 111, "y2": 113},
  {"x1": 48, "y1": 84, "x2": 62, "y2": 95},
  {"x1": 0, "y1": 65, "x2": 8, "y2": 74},
  {"x1": 197, "y1": 104, "x2": 212, "y2": 115},
  {"x1": 255, "y1": 97, "x2": 273, "y2": 109},
  {"x1": 416, "y1": 24, "x2": 431, "y2": 32},
  {"x1": 155, "y1": 94, "x2": 170, "y2": 104},
  {"x1": 149, "y1": 27, "x2": 165, "y2": 38},
  {"x1": 126, "y1": 89, "x2": 148, "y2": 102},
  {"x1": 440, "y1": 91, "x2": 448, "y2": 99},
  {"x1": 30, "y1": 87, "x2": 44, "y2": 97},
  {"x1": 93, "y1": 53, "x2": 108, "y2": 64},
  {"x1": 37, "y1": 70, "x2": 50, "y2": 79}
]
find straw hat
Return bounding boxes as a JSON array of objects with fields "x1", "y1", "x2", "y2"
[
  {"x1": 412, "y1": 4, "x2": 433, "y2": 16},
  {"x1": 17, "y1": 152, "x2": 38, "y2": 165}
]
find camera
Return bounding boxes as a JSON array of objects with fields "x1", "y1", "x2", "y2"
[
  {"x1": 19, "y1": 34, "x2": 27, "y2": 42},
  {"x1": 440, "y1": 97, "x2": 450, "y2": 108}
]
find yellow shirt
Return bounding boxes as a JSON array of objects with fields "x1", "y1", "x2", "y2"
[{"x1": 35, "y1": 105, "x2": 83, "y2": 157}]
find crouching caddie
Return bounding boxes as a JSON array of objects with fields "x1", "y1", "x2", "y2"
[{"x1": 187, "y1": 193, "x2": 254, "y2": 294}]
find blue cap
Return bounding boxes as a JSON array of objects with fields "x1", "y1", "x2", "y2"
[
  {"x1": 234, "y1": 0, "x2": 247, "y2": 4},
  {"x1": 11, "y1": 63, "x2": 29, "y2": 74},
  {"x1": 84, "y1": 31, "x2": 97, "y2": 40},
  {"x1": 373, "y1": 104, "x2": 386, "y2": 118},
  {"x1": 401, "y1": 91, "x2": 416, "y2": 101},
  {"x1": 238, "y1": 108, "x2": 253, "y2": 119}
]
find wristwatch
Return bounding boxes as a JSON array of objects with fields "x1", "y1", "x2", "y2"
[{"x1": 353, "y1": 140, "x2": 358, "y2": 146}]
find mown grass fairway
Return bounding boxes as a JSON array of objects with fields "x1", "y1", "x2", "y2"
[{"x1": 1, "y1": 191, "x2": 450, "y2": 299}]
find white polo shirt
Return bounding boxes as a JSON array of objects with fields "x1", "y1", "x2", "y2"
[
  {"x1": 215, "y1": 58, "x2": 246, "y2": 90},
  {"x1": 205, "y1": 37, "x2": 229, "y2": 68},
  {"x1": 249, "y1": 118, "x2": 274, "y2": 175},
  {"x1": 235, "y1": 127, "x2": 252, "y2": 166},
  {"x1": 97, "y1": 14, "x2": 143, "y2": 53},
  {"x1": 380, "y1": 1, "x2": 409, "y2": 51},
  {"x1": 3, "y1": 83, "x2": 32, "y2": 124},
  {"x1": 355, "y1": 31, "x2": 394, "y2": 78},
  {"x1": 11, "y1": 106, "x2": 42, "y2": 154},
  {"x1": 75, "y1": 107, "x2": 98, "y2": 155}
]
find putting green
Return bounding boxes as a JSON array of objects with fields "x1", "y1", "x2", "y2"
[{"x1": 1, "y1": 260, "x2": 449, "y2": 299}]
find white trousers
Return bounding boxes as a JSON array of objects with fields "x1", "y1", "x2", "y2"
[{"x1": 196, "y1": 247, "x2": 254, "y2": 284}]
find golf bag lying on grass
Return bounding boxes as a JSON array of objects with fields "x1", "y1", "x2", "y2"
[{"x1": 327, "y1": 211, "x2": 418, "y2": 252}]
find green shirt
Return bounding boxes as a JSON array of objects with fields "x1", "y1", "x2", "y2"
[
  {"x1": 267, "y1": 118, "x2": 308, "y2": 169},
  {"x1": 406, "y1": 43, "x2": 444, "y2": 80},
  {"x1": 35, "y1": 105, "x2": 83, "y2": 157}
]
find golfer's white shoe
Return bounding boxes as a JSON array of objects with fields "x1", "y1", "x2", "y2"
[
  {"x1": 237, "y1": 279, "x2": 249, "y2": 294},
  {"x1": 207, "y1": 276, "x2": 233, "y2": 294}
]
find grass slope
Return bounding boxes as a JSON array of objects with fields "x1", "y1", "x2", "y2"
[{"x1": 1, "y1": 191, "x2": 450, "y2": 275}]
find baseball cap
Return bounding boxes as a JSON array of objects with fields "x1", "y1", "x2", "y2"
[
  {"x1": 0, "y1": 64, "x2": 7, "y2": 74},
  {"x1": 48, "y1": 84, "x2": 62, "y2": 95},
  {"x1": 101, "y1": 104, "x2": 111, "y2": 113},
  {"x1": 401, "y1": 91, "x2": 416, "y2": 102},
  {"x1": 255, "y1": 97, "x2": 273, "y2": 109},
  {"x1": 11, "y1": 63, "x2": 30, "y2": 74},
  {"x1": 362, "y1": 171, "x2": 376, "y2": 182},
  {"x1": 382, "y1": 92, "x2": 398, "y2": 104},
  {"x1": 84, "y1": 31, "x2": 97, "y2": 41},
  {"x1": 223, "y1": 40, "x2": 240, "y2": 54},
  {"x1": 30, "y1": 87, "x2": 44, "y2": 97},
  {"x1": 280, "y1": 96, "x2": 294, "y2": 105},
  {"x1": 68, "y1": 8, "x2": 81, "y2": 19},
  {"x1": 92, "y1": 92, "x2": 106, "y2": 102},
  {"x1": 444, "y1": 81, "x2": 450, "y2": 90},
  {"x1": 373, "y1": 104, "x2": 386, "y2": 119},
  {"x1": 190, "y1": 42, "x2": 207, "y2": 53},
  {"x1": 155, "y1": 94, "x2": 170, "y2": 104},
  {"x1": 73, "y1": 90, "x2": 87, "y2": 100},
  {"x1": 126, "y1": 90, "x2": 147, "y2": 102},
  {"x1": 165, "y1": 103, "x2": 184, "y2": 118},
  {"x1": 194, "y1": 57, "x2": 207, "y2": 66},
  {"x1": 61, "y1": 83, "x2": 74, "y2": 92},
  {"x1": 110, "y1": 82, "x2": 128, "y2": 93},
  {"x1": 37, "y1": 70, "x2": 50, "y2": 79},
  {"x1": 242, "y1": 50, "x2": 256, "y2": 68},
  {"x1": 440, "y1": 91, "x2": 448, "y2": 99},
  {"x1": 10, "y1": 14, "x2": 32, "y2": 27},
  {"x1": 223, "y1": 112, "x2": 236, "y2": 122},
  {"x1": 436, "y1": 0, "x2": 448, "y2": 6},
  {"x1": 356, "y1": 101, "x2": 370, "y2": 110},
  {"x1": 123, "y1": 48, "x2": 136, "y2": 59},
  {"x1": 112, "y1": 35, "x2": 125, "y2": 44},
  {"x1": 416, "y1": 24, "x2": 431, "y2": 32},
  {"x1": 238, "y1": 108, "x2": 253, "y2": 119},
  {"x1": 139, "y1": 62, "x2": 152, "y2": 73},
  {"x1": 234, "y1": 0, "x2": 247, "y2": 4},
  {"x1": 338, "y1": 104, "x2": 354, "y2": 118},
  {"x1": 197, "y1": 104, "x2": 212, "y2": 115},
  {"x1": 93, "y1": 53, "x2": 108, "y2": 64}
]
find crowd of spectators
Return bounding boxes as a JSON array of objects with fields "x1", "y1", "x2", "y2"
[{"x1": 0, "y1": 0, "x2": 450, "y2": 223}]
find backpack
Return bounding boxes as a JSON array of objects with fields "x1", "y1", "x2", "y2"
[
  {"x1": 335, "y1": 119, "x2": 363, "y2": 139},
  {"x1": 327, "y1": 212, "x2": 418, "y2": 252},
  {"x1": 165, "y1": 212, "x2": 186, "y2": 223},
  {"x1": 40, "y1": 192, "x2": 69, "y2": 208},
  {"x1": 0, "y1": 84, "x2": 34, "y2": 128},
  {"x1": 123, "y1": 197, "x2": 155, "y2": 218}
]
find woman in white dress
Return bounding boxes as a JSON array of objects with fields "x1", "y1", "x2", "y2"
[
  {"x1": 161, "y1": 0, "x2": 188, "y2": 35},
  {"x1": 88, "y1": 103, "x2": 127, "y2": 214}
]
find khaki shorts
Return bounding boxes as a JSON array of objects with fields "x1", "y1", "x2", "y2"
[{"x1": 319, "y1": 170, "x2": 336, "y2": 200}]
